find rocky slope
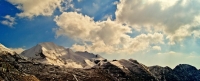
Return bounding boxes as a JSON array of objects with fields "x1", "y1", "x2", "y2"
[
  {"x1": 0, "y1": 52, "x2": 115, "y2": 81},
  {"x1": 0, "y1": 42, "x2": 200, "y2": 81},
  {"x1": 98, "y1": 59, "x2": 157, "y2": 81},
  {"x1": 149, "y1": 64, "x2": 200, "y2": 81},
  {"x1": 0, "y1": 49, "x2": 40, "y2": 81}
]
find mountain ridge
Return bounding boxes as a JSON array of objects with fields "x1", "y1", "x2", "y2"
[
  {"x1": 0, "y1": 43, "x2": 15, "y2": 55},
  {"x1": 21, "y1": 42, "x2": 105, "y2": 68},
  {"x1": 0, "y1": 42, "x2": 200, "y2": 81}
]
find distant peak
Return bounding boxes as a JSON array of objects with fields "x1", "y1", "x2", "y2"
[{"x1": 174, "y1": 64, "x2": 197, "y2": 70}]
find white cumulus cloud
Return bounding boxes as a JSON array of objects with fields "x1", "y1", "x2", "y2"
[
  {"x1": 7, "y1": 0, "x2": 65, "y2": 18},
  {"x1": 54, "y1": 12, "x2": 164, "y2": 54},
  {"x1": 115, "y1": 0, "x2": 200, "y2": 44},
  {"x1": 1, "y1": 15, "x2": 16, "y2": 27},
  {"x1": 152, "y1": 46, "x2": 161, "y2": 51}
]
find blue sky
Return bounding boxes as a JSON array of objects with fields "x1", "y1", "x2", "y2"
[{"x1": 1, "y1": 0, "x2": 200, "y2": 68}]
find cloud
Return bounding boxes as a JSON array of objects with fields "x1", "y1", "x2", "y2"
[
  {"x1": 1, "y1": 15, "x2": 16, "y2": 27},
  {"x1": 166, "y1": 15, "x2": 200, "y2": 44},
  {"x1": 9, "y1": 48, "x2": 25, "y2": 54},
  {"x1": 7, "y1": 0, "x2": 65, "y2": 18},
  {"x1": 77, "y1": 0, "x2": 82, "y2": 2},
  {"x1": 54, "y1": 12, "x2": 97, "y2": 41},
  {"x1": 126, "y1": 33, "x2": 163, "y2": 53},
  {"x1": 113, "y1": 1, "x2": 119, "y2": 5},
  {"x1": 74, "y1": 0, "x2": 117, "y2": 20},
  {"x1": 72, "y1": 33, "x2": 163, "y2": 54},
  {"x1": 152, "y1": 46, "x2": 161, "y2": 51},
  {"x1": 115, "y1": 0, "x2": 200, "y2": 43},
  {"x1": 54, "y1": 12, "x2": 164, "y2": 54}
]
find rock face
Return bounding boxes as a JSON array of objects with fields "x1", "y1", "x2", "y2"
[
  {"x1": 99, "y1": 59, "x2": 157, "y2": 81},
  {"x1": 0, "y1": 43, "x2": 200, "y2": 81},
  {"x1": 0, "y1": 54, "x2": 40, "y2": 81},
  {"x1": 0, "y1": 52, "x2": 114, "y2": 81},
  {"x1": 148, "y1": 65, "x2": 176, "y2": 81},
  {"x1": 172, "y1": 64, "x2": 200, "y2": 81},
  {"x1": 149, "y1": 64, "x2": 200, "y2": 81}
]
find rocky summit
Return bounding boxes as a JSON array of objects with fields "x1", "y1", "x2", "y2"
[{"x1": 0, "y1": 42, "x2": 200, "y2": 81}]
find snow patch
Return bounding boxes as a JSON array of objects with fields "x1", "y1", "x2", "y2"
[
  {"x1": 110, "y1": 61, "x2": 124, "y2": 69},
  {"x1": 0, "y1": 43, "x2": 15, "y2": 54}
]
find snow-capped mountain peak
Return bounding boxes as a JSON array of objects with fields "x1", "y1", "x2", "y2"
[
  {"x1": 21, "y1": 42, "x2": 105, "y2": 68},
  {"x1": 0, "y1": 43, "x2": 15, "y2": 55}
]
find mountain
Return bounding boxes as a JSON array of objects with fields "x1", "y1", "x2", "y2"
[
  {"x1": 100, "y1": 59, "x2": 200, "y2": 81},
  {"x1": 149, "y1": 64, "x2": 200, "y2": 81},
  {"x1": 172, "y1": 64, "x2": 200, "y2": 81},
  {"x1": 0, "y1": 48, "x2": 40, "y2": 81},
  {"x1": 100, "y1": 59, "x2": 157, "y2": 81},
  {"x1": 148, "y1": 65, "x2": 176, "y2": 81},
  {"x1": 0, "y1": 43, "x2": 200, "y2": 81},
  {"x1": 21, "y1": 42, "x2": 105, "y2": 68},
  {"x1": 0, "y1": 43, "x2": 15, "y2": 55},
  {"x1": 0, "y1": 46, "x2": 114, "y2": 81}
]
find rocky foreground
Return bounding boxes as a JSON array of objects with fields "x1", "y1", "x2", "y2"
[{"x1": 0, "y1": 52, "x2": 200, "y2": 81}]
